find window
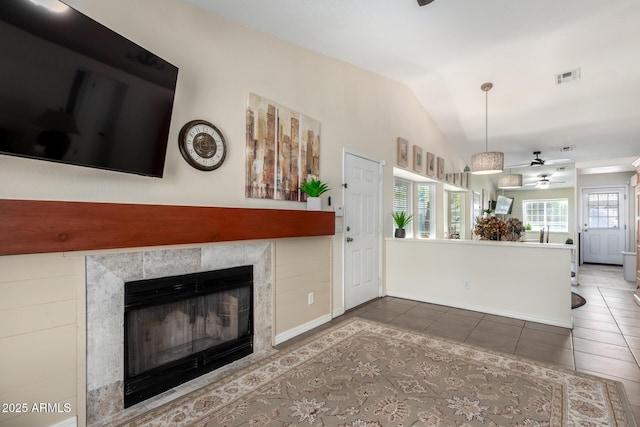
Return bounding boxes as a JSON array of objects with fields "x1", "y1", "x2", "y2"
[
  {"x1": 447, "y1": 192, "x2": 464, "y2": 238},
  {"x1": 586, "y1": 192, "x2": 619, "y2": 229},
  {"x1": 523, "y1": 199, "x2": 568, "y2": 232},
  {"x1": 393, "y1": 178, "x2": 435, "y2": 238},
  {"x1": 393, "y1": 178, "x2": 413, "y2": 237},
  {"x1": 417, "y1": 183, "x2": 434, "y2": 238}
]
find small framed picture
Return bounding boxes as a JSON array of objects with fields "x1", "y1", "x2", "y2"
[
  {"x1": 437, "y1": 157, "x2": 445, "y2": 179},
  {"x1": 397, "y1": 137, "x2": 409, "y2": 168},
  {"x1": 453, "y1": 173, "x2": 460, "y2": 185},
  {"x1": 426, "y1": 152, "x2": 435, "y2": 177},
  {"x1": 413, "y1": 145, "x2": 423, "y2": 173},
  {"x1": 461, "y1": 172, "x2": 468, "y2": 188}
]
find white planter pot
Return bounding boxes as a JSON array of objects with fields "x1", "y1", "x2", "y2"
[{"x1": 306, "y1": 197, "x2": 321, "y2": 211}]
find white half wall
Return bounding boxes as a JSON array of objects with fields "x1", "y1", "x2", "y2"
[{"x1": 385, "y1": 239, "x2": 573, "y2": 328}]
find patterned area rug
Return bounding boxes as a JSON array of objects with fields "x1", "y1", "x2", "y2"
[{"x1": 118, "y1": 318, "x2": 636, "y2": 426}]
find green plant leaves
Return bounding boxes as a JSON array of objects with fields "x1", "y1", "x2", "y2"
[{"x1": 298, "y1": 179, "x2": 329, "y2": 197}]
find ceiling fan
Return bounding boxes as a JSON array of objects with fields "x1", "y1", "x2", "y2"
[
  {"x1": 524, "y1": 174, "x2": 565, "y2": 189},
  {"x1": 507, "y1": 151, "x2": 572, "y2": 168}
]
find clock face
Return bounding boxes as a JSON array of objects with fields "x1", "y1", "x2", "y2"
[{"x1": 178, "y1": 120, "x2": 227, "y2": 171}]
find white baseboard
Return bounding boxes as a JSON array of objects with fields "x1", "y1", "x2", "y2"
[
  {"x1": 49, "y1": 417, "x2": 77, "y2": 427},
  {"x1": 386, "y1": 290, "x2": 573, "y2": 329},
  {"x1": 332, "y1": 306, "x2": 345, "y2": 318},
  {"x1": 274, "y1": 314, "x2": 332, "y2": 345}
]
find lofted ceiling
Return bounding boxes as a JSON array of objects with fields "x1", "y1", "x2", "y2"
[{"x1": 182, "y1": 0, "x2": 640, "y2": 188}]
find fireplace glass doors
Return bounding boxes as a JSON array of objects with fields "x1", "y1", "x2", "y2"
[{"x1": 124, "y1": 266, "x2": 253, "y2": 407}]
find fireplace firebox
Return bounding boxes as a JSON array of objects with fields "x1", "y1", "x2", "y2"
[{"x1": 124, "y1": 265, "x2": 253, "y2": 407}]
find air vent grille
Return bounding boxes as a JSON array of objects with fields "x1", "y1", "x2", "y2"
[
  {"x1": 561, "y1": 145, "x2": 576, "y2": 152},
  {"x1": 556, "y1": 69, "x2": 581, "y2": 85}
]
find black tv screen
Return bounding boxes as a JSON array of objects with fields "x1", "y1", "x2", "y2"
[
  {"x1": 0, "y1": 0, "x2": 178, "y2": 177},
  {"x1": 495, "y1": 195, "x2": 514, "y2": 215}
]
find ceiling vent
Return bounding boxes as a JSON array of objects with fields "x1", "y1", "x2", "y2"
[
  {"x1": 556, "y1": 167, "x2": 566, "y2": 172},
  {"x1": 556, "y1": 68, "x2": 581, "y2": 85},
  {"x1": 561, "y1": 145, "x2": 576, "y2": 152}
]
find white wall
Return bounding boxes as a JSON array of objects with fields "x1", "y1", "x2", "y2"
[{"x1": 386, "y1": 239, "x2": 573, "y2": 327}]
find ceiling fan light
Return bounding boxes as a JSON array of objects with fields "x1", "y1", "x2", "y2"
[
  {"x1": 498, "y1": 173, "x2": 523, "y2": 189},
  {"x1": 471, "y1": 151, "x2": 504, "y2": 175},
  {"x1": 536, "y1": 180, "x2": 550, "y2": 189}
]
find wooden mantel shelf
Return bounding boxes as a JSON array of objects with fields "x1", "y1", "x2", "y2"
[{"x1": 0, "y1": 199, "x2": 335, "y2": 256}]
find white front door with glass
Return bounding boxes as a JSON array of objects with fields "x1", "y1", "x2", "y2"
[{"x1": 582, "y1": 187, "x2": 627, "y2": 265}]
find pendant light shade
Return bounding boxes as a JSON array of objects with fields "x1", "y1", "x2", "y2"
[
  {"x1": 471, "y1": 82, "x2": 504, "y2": 175},
  {"x1": 498, "y1": 173, "x2": 523, "y2": 189},
  {"x1": 471, "y1": 152, "x2": 504, "y2": 175}
]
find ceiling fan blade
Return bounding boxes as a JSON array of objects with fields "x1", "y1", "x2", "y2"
[
  {"x1": 544, "y1": 158, "x2": 572, "y2": 165},
  {"x1": 505, "y1": 162, "x2": 531, "y2": 168}
]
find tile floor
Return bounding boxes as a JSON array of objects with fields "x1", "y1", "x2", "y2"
[{"x1": 322, "y1": 263, "x2": 640, "y2": 422}]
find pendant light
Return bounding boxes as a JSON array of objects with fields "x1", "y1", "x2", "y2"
[
  {"x1": 471, "y1": 82, "x2": 504, "y2": 174},
  {"x1": 498, "y1": 169, "x2": 523, "y2": 189}
]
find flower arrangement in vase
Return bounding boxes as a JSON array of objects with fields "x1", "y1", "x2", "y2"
[
  {"x1": 505, "y1": 217, "x2": 525, "y2": 241},
  {"x1": 474, "y1": 216, "x2": 509, "y2": 240}
]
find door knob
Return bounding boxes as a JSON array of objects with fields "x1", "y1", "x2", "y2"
[{"x1": 346, "y1": 237, "x2": 354, "y2": 242}]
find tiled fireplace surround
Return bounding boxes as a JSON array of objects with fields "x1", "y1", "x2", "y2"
[{"x1": 85, "y1": 242, "x2": 273, "y2": 425}]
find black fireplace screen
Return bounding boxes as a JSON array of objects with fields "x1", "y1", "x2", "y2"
[{"x1": 124, "y1": 265, "x2": 253, "y2": 407}]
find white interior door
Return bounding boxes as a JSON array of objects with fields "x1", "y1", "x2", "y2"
[
  {"x1": 582, "y1": 187, "x2": 626, "y2": 265},
  {"x1": 344, "y1": 152, "x2": 381, "y2": 310}
]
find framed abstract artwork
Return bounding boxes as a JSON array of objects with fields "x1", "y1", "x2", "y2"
[
  {"x1": 426, "y1": 152, "x2": 435, "y2": 177},
  {"x1": 246, "y1": 93, "x2": 321, "y2": 202},
  {"x1": 397, "y1": 137, "x2": 409, "y2": 167},
  {"x1": 413, "y1": 145, "x2": 423, "y2": 173},
  {"x1": 437, "y1": 157, "x2": 445, "y2": 179}
]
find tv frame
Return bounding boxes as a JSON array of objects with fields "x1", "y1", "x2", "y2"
[
  {"x1": 0, "y1": 0, "x2": 179, "y2": 178},
  {"x1": 495, "y1": 195, "x2": 514, "y2": 215}
]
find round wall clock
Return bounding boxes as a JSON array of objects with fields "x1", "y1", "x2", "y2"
[{"x1": 178, "y1": 119, "x2": 227, "y2": 171}]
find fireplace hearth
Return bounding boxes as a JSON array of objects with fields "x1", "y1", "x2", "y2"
[
  {"x1": 124, "y1": 266, "x2": 253, "y2": 407},
  {"x1": 86, "y1": 242, "x2": 273, "y2": 425}
]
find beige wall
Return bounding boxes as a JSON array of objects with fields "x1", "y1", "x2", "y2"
[
  {"x1": 0, "y1": 254, "x2": 85, "y2": 427},
  {"x1": 0, "y1": 2, "x2": 466, "y2": 425},
  {"x1": 0, "y1": 0, "x2": 463, "y2": 317},
  {"x1": 274, "y1": 238, "x2": 332, "y2": 342}
]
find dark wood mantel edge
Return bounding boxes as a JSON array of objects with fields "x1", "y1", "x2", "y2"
[{"x1": 0, "y1": 199, "x2": 335, "y2": 256}]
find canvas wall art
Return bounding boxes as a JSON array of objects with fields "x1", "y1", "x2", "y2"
[{"x1": 246, "y1": 93, "x2": 320, "y2": 201}]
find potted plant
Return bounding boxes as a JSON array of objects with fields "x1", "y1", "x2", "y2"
[
  {"x1": 299, "y1": 178, "x2": 329, "y2": 210},
  {"x1": 392, "y1": 211, "x2": 413, "y2": 238}
]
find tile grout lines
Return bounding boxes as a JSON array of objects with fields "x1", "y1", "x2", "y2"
[{"x1": 599, "y1": 286, "x2": 640, "y2": 368}]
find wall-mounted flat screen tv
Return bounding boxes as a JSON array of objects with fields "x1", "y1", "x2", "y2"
[
  {"x1": 494, "y1": 195, "x2": 514, "y2": 215},
  {"x1": 0, "y1": 0, "x2": 178, "y2": 177}
]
